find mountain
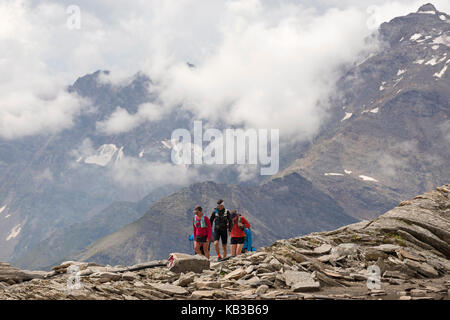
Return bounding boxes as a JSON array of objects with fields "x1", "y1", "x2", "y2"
[
  {"x1": 0, "y1": 71, "x2": 184, "y2": 262},
  {"x1": 1, "y1": 184, "x2": 449, "y2": 300},
  {"x1": 279, "y1": 3, "x2": 450, "y2": 220},
  {"x1": 74, "y1": 173, "x2": 356, "y2": 266},
  {"x1": 6, "y1": 4, "x2": 450, "y2": 271},
  {"x1": 11, "y1": 187, "x2": 172, "y2": 270},
  {"x1": 71, "y1": 4, "x2": 450, "y2": 266}
]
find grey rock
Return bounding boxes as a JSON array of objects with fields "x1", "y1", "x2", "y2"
[
  {"x1": 167, "y1": 253, "x2": 210, "y2": 274},
  {"x1": 404, "y1": 259, "x2": 439, "y2": 278},
  {"x1": 284, "y1": 270, "x2": 320, "y2": 292}
]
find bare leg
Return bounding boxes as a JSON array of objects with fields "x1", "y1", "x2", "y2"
[
  {"x1": 194, "y1": 241, "x2": 202, "y2": 255},
  {"x1": 236, "y1": 243, "x2": 244, "y2": 255},
  {"x1": 222, "y1": 244, "x2": 228, "y2": 258},
  {"x1": 230, "y1": 244, "x2": 237, "y2": 256},
  {"x1": 214, "y1": 240, "x2": 221, "y2": 256},
  {"x1": 202, "y1": 242, "x2": 210, "y2": 259}
]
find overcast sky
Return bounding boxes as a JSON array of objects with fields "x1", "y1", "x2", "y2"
[{"x1": 1, "y1": 0, "x2": 450, "y2": 140}]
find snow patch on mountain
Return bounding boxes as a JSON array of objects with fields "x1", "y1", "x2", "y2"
[
  {"x1": 161, "y1": 139, "x2": 178, "y2": 149},
  {"x1": 341, "y1": 112, "x2": 353, "y2": 122},
  {"x1": 0, "y1": 205, "x2": 6, "y2": 214},
  {"x1": 410, "y1": 33, "x2": 422, "y2": 41},
  {"x1": 433, "y1": 35, "x2": 450, "y2": 46},
  {"x1": 6, "y1": 225, "x2": 21, "y2": 241},
  {"x1": 434, "y1": 60, "x2": 450, "y2": 78},
  {"x1": 84, "y1": 144, "x2": 122, "y2": 167},
  {"x1": 359, "y1": 175, "x2": 378, "y2": 182},
  {"x1": 425, "y1": 57, "x2": 439, "y2": 65},
  {"x1": 324, "y1": 173, "x2": 344, "y2": 176}
]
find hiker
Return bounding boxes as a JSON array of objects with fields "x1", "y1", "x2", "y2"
[
  {"x1": 192, "y1": 205, "x2": 212, "y2": 259},
  {"x1": 242, "y1": 227, "x2": 256, "y2": 253},
  {"x1": 210, "y1": 199, "x2": 232, "y2": 260},
  {"x1": 230, "y1": 210, "x2": 250, "y2": 256}
]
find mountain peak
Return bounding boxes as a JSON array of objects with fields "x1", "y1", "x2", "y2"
[{"x1": 417, "y1": 3, "x2": 437, "y2": 13}]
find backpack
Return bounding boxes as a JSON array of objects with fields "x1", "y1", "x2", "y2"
[
  {"x1": 193, "y1": 215, "x2": 206, "y2": 228},
  {"x1": 214, "y1": 208, "x2": 229, "y2": 230}
]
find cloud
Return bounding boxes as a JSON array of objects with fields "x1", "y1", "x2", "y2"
[
  {"x1": 156, "y1": 3, "x2": 372, "y2": 140},
  {"x1": 0, "y1": 0, "x2": 90, "y2": 139},
  {"x1": 107, "y1": 154, "x2": 209, "y2": 191},
  {"x1": 96, "y1": 102, "x2": 164, "y2": 135},
  {"x1": 4, "y1": 0, "x2": 450, "y2": 140}
]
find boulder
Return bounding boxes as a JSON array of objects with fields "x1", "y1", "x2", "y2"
[
  {"x1": 191, "y1": 290, "x2": 215, "y2": 299},
  {"x1": 404, "y1": 259, "x2": 439, "y2": 278},
  {"x1": 173, "y1": 272, "x2": 196, "y2": 287},
  {"x1": 167, "y1": 253, "x2": 210, "y2": 274},
  {"x1": 255, "y1": 284, "x2": 269, "y2": 295},
  {"x1": 91, "y1": 272, "x2": 122, "y2": 283},
  {"x1": 314, "y1": 244, "x2": 332, "y2": 255},
  {"x1": 330, "y1": 244, "x2": 358, "y2": 261},
  {"x1": 284, "y1": 270, "x2": 320, "y2": 292},
  {"x1": 223, "y1": 267, "x2": 246, "y2": 280}
]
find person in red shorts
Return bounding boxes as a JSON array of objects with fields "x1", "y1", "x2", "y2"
[
  {"x1": 192, "y1": 205, "x2": 212, "y2": 259},
  {"x1": 230, "y1": 210, "x2": 250, "y2": 256}
]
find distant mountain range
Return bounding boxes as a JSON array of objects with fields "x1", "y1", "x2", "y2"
[{"x1": 4, "y1": 4, "x2": 450, "y2": 270}]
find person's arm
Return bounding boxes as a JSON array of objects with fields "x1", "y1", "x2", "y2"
[
  {"x1": 242, "y1": 217, "x2": 250, "y2": 229},
  {"x1": 227, "y1": 211, "x2": 232, "y2": 232},
  {"x1": 210, "y1": 211, "x2": 215, "y2": 227},
  {"x1": 192, "y1": 217, "x2": 196, "y2": 237},
  {"x1": 205, "y1": 216, "x2": 212, "y2": 241}
]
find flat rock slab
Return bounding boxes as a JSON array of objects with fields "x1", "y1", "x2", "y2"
[
  {"x1": 191, "y1": 290, "x2": 216, "y2": 299},
  {"x1": 284, "y1": 270, "x2": 320, "y2": 292},
  {"x1": 314, "y1": 244, "x2": 332, "y2": 255},
  {"x1": 223, "y1": 267, "x2": 246, "y2": 280},
  {"x1": 148, "y1": 282, "x2": 189, "y2": 296},
  {"x1": 168, "y1": 253, "x2": 210, "y2": 274},
  {"x1": 404, "y1": 259, "x2": 439, "y2": 278}
]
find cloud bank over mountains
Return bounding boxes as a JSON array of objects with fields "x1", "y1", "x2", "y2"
[{"x1": 2, "y1": 0, "x2": 450, "y2": 141}]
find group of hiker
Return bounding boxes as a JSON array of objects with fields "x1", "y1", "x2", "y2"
[{"x1": 191, "y1": 199, "x2": 254, "y2": 261}]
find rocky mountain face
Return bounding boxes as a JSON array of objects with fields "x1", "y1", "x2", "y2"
[
  {"x1": 280, "y1": 3, "x2": 450, "y2": 220},
  {"x1": 73, "y1": 173, "x2": 356, "y2": 266},
  {"x1": 0, "y1": 70, "x2": 185, "y2": 263},
  {"x1": 12, "y1": 188, "x2": 170, "y2": 271},
  {"x1": 1, "y1": 184, "x2": 448, "y2": 300},
  {"x1": 1, "y1": 70, "x2": 304, "y2": 268}
]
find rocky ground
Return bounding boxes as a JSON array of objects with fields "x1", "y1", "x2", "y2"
[{"x1": 1, "y1": 184, "x2": 449, "y2": 300}]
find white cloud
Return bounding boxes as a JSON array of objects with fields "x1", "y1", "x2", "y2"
[
  {"x1": 3, "y1": 0, "x2": 450, "y2": 140},
  {"x1": 96, "y1": 102, "x2": 164, "y2": 135},
  {"x1": 156, "y1": 3, "x2": 371, "y2": 139},
  {"x1": 0, "y1": 1, "x2": 90, "y2": 139}
]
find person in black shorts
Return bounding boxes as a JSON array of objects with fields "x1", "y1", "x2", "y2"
[
  {"x1": 230, "y1": 210, "x2": 250, "y2": 256},
  {"x1": 210, "y1": 199, "x2": 232, "y2": 260}
]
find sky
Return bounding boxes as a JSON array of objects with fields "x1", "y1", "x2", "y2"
[{"x1": 1, "y1": 0, "x2": 450, "y2": 141}]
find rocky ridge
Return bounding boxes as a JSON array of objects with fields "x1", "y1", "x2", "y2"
[{"x1": 0, "y1": 185, "x2": 449, "y2": 300}]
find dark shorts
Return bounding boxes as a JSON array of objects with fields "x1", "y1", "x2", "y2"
[
  {"x1": 195, "y1": 236, "x2": 208, "y2": 243},
  {"x1": 214, "y1": 229, "x2": 228, "y2": 244},
  {"x1": 230, "y1": 237, "x2": 245, "y2": 245}
]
